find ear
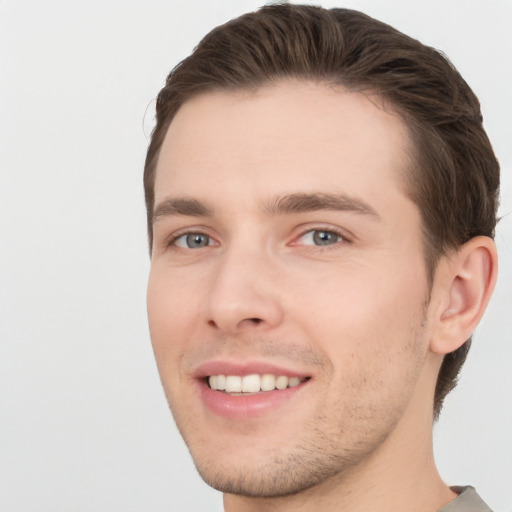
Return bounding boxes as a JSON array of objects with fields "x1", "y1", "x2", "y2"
[{"x1": 429, "y1": 236, "x2": 498, "y2": 355}]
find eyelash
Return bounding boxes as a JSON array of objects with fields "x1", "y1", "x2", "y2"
[
  {"x1": 165, "y1": 226, "x2": 350, "y2": 251},
  {"x1": 293, "y1": 227, "x2": 350, "y2": 249},
  {"x1": 166, "y1": 230, "x2": 216, "y2": 250}
]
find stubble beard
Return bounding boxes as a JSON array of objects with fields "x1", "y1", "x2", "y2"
[
  {"x1": 192, "y1": 422, "x2": 390, "y2": 499},
  {"x1": 171, "y1": 377, "x2": 419, "y2": 499},
  {"x1": 166, "y1": 305, "x2": 431, "y2": 499}
]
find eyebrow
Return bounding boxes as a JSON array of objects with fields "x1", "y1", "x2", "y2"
[
  {"x1": 153, "y1": 197, "x2": 214, "y2": 221},
  {"x1": 263, "y1": 192, "x2": 380, "y2": 218},
  {"x1": 152, "y1": 192, "x2": 380, "y2": 223}
]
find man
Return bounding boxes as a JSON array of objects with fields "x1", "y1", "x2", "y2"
[{"x1": 144, "y1": 4, "x2": 499, "y2": 511}]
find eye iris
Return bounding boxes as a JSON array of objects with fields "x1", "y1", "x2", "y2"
[
  {"x1": 313, "y1": 230, "x2": 339, "y2": 246},
  {"x1": 186, "y1": 233, "x2": 209, "y2": 248}
]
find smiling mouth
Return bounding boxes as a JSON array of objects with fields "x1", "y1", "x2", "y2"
[{"x1": 207, "y1": 374, "x2": 310, "y2": 394}]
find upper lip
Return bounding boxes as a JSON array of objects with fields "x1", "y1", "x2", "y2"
[{"x1": 193, "y1": 360, "x2": 312, "y2": 379}]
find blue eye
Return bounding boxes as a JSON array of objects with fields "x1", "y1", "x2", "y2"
[
  {"x1": 299, "y1": 230, "x2": 343, "y2": 246},
  {"x1": 174, "y1": 233, "x2": 212, "y2": 249}
]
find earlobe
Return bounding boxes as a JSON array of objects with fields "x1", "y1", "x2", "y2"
[{"x1": 430, "y1": 236, "x2": 498, "y2": 355}]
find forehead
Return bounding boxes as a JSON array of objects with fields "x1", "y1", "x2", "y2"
[{"x1": 154, "y1": 81, "x2": 413, "y2": 211}]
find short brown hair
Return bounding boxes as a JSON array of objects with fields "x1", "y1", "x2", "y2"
[{"x1": 143, "y1": 4, "x2": 500, "y2": 418}]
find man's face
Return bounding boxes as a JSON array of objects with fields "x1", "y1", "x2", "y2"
[{"x1": 147, "y1": 81, "x2": 435, "y2": 497}]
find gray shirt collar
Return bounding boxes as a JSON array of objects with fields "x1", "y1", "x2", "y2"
[{"x1": 439, "y1": 486, "x2": 493, "y2": 512}]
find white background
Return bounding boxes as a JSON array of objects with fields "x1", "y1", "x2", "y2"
[{"x1": 1, "y1": 1, "x2": 510, "y2": 511}]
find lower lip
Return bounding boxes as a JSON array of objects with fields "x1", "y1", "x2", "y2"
[{"x1": 198, "y1": 380, "x2": 308, "y2": 419}]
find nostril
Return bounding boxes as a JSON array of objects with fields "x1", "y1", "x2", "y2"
[{"x1": 206, "y1": 316, "x2": 266, "y2": 331}]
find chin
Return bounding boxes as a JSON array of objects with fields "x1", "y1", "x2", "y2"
[
  {"x1": 183, "y1": 424, "x2": 382, "y2": 499},
  {"x1": 194, "y1": 455, "x2": 344, "y2": 498}
]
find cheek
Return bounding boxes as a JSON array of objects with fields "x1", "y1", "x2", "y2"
[
  {"x1": 308, "y1": 279, "x2": 428, "y2": 429},
  {"x1": 296, "y1": 259, "x2": 429, "y2": 379},
  {"x1": 146, "y1": 267, "x2": 199, "y2": 374}
]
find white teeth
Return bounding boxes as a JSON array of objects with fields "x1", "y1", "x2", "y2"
[
  {"x1": 288, "y1": 377, "x2": 301, "y2": 388},
  {"x1": 261, "y1": 373, "x2": 276, "y2": 391},
  {"x1": 242, "y1": 374, "x2": 260, "y2": 392},
  {"x1": 208, "y1": 375, "x2": 227, "y2": 391},
  {"x1": 225, "y1": 375, "x2": 242, "y2": 393},
  {"x1": 208, "y1": 374, "x2": 307, "y2": 392},
  {"x1": 275, "y1": 375, "x2": 288, "y2": 390},
  {"x1": 216, "y1": 374, "x2": 226, "y2": 390}
]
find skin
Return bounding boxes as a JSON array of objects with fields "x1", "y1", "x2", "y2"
[{"x1": 147, "y1": 81, "x2": 496, "y2": 512}]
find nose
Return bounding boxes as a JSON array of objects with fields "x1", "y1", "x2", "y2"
[{"x1": 203, "y1": 246, "x2": 284, "y2": 335}]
